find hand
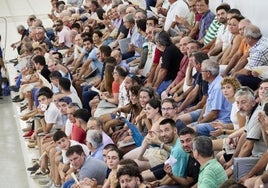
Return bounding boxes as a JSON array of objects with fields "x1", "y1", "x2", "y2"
[
  {"x1": 224, "y1": 159, "x2": 233, "y2": 169},
  {"x1": 210, "y1": 127, "x2": 223, "y2": 137},
  {"x1": 238, "y1": 175, "x2": 249, "y2": 184},
  {"x1": 210, "y1": 120, "x2": 224, "y2": 129},
  {"x1": 145, "y1": 131, "x2": 160, "y2": 145},
  {"x1": 251, "y1": 70, "x2": 259, "y2": 77},
  {"x1": 163, "y1": 164, "x2": 172, "y2": 174}
]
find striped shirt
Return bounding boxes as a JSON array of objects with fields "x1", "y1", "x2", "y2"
[{"x1": 203, "y1": 17, "x2": 222, "y2": 45}]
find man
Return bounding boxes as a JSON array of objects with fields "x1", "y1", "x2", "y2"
[
  {"x1": 86, "y1": 129, "x2": 104, "y2": 160},
  {"x1": 62, "y1": 145, "x2": 107, "y2": 188},
  {"x1": 193, "y1": 136, "x2": 227, "y2": 187},
  {"x1": 162, "y1": 127, "x2": 200, "y2": 187},
  {"x1": 234, "y1": 24, "x2": 268, "y2": 91},
  {"x1": 51, "y1": 130, "x2": 89, "y2": 187},
  {"x1": 153, "y1": 31, "x2": 184, "y2": 95},
  {"x1": 86, "y1": 117, "x2": 114, "y2": 146},
  {"x1": 224, "y1": 82, "x2": 267, "y2": 177},
  {"x1": 142, "y1": 119, "x2": 189, "y2": 186},
  {"x1": 163, "y1": 0, "x2": 190, "y2": 34},
  {"x1": 177, "y1": 58, "x2": 232, "y2": 136},
  {"x1": 204, "y1": 3, "x2": 231, "y2": 54},
  {"x1": 196, "y1": 0, "x2": 215, "y2": 41},
  {"x1": 34, "y1": 26, "x2": 53, "y2": 50},
  {"x1": 53, "y1": 19, "x2": 72, "y2": 49},
  {"x1": 117, "y1": 165, "x2": 147, "y2": 188}
]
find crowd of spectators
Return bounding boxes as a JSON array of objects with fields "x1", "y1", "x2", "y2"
[{"x1": 6, "y1": 0, "x2": 268, "y2": 187}]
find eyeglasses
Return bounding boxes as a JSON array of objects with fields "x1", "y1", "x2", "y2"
[{"x1": 54, "y1": 24, "x2": 61, "y2": 27}]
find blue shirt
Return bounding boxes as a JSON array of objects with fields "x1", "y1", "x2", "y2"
[
  {"x1": 198, "y1": 10, "x2": 215, "y2": 40},
  {"x1": 204, "y1": 75, "x2": 232, "y2": 123}
]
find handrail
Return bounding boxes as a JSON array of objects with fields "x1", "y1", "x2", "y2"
[{"x1": 0, "y1": 17, "x2": 7, "y2": 61}]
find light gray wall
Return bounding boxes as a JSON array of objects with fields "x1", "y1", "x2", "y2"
[{"x1": 209, "y1": 0, "x2": 268, "y2": 37}]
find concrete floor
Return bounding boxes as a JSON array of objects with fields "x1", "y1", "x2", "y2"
[{"x1": 0, "y1": 96, "x2": 29, "y2": 188}]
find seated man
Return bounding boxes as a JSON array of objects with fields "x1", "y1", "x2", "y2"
[
  {"x1": 176, "y1": 58, "x2": 232, "y2": 136},
  {"x1": 153, "y1": 31, "x2": 184, "y2": 95},
  {"x1": 62, "y1": 145, "x2": 107, "y2": 188},
  {"x1": 193, "y1": 136, "x2": 227, "y2": 187}
]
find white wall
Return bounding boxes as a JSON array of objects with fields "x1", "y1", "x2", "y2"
[{"x1": 209, "y1": 0, "x2": 268, "y2": 37}]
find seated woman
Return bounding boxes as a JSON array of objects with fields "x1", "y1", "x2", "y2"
[
  {"x1": 124, "y1": 99, "x2": 169, "y2": 171},
  {"x1": 211, "y1": 77, "x2": 246, "y2": 166},
  {"x1": 99, "y1": 74, "x2": 143, "y2": 134},
  {"x1": 92, "y1": 65, "x2": 128, "y2": 117}
]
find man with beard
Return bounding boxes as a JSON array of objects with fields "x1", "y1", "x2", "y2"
[{"x1": 141, "y1": 119, "x2": 189, "y2": 185}]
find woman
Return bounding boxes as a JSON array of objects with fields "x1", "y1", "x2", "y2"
[
  {"x1": 102, "y1": 148, "x2": 123, "y2": 188},
  {"x1": 92, "y1": 65, "x2": 128, "y2": 117},
  {"x1": 211, "y1": 77, "x2": 246, "y2": 166},
  {"x1": 92, "y1": 30, "x2": 103, "y2": 48}
]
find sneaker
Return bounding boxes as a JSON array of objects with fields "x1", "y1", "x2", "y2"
[
  {"x1": 38, "y1": 177, "x2": 51, "y2": 185},
  {"x1": 22, "y1": 126, "x2": 31, "y2": 132},
  {"x1": 28, "y1": 142, "x2": 37, "y2": 148},
  {"x1": 23, "y1": 130, "x2": 34, "y2": 137},
  {"x1": 9, "y1": 85, "x2": 19, "y2": 92},
  {"x1": 27, "y1": 163, "x2": 40, "y2": 172},
  {"x1": 31, "y1": 168, "x2": 50, "y2": 179}
]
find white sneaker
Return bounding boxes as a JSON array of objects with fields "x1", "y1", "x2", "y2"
[{"x1": 31, "y1": 168, "x2": 49, "y2": 179}]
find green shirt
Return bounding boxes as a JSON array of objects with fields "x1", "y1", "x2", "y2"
[{"x1": 198, "y1": 158, "x2": 227, "y2": 188}]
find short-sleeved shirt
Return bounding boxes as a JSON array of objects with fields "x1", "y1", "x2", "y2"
[
  {"x1": 198, "y1": 158, "x2": 227, "y2": 188},
  {"x1": 193, "y1": 72, "x2": 208, "y2": 104},
  {"x1": 187, "y1": 156, "x2": 200, "y2": 187},
  {"x1": 173, "y1": 55, "x2": 189, "y2": 84},
  {"x1": 204, "y1": 75, "x2": 232, "y2": 123},
  {"x1": 245, "y1": 37, "x2": 268, "y2": 70},
  {"x1": 44, "y1": 102, "x2": 63, "y2": 129},
  {"x1": 171, "y1": 139, "x2": 189, "y2": 176},
  {"x1": 78, "y1": 156, "x2": 107, "y2": 184},
  {"x1": 161, "y1": 44, "x2": 184, "y2": 81},
  {"x1": 238, "y1": 39, "x2": 250, "y2": 54},
  {"x1": 203, "y1": 17, "x2": 222, "y2": 45},
  {"x1": 198, "y1": 10, "x2": 215, "y2": 40},
  {"x1": 71, "y1": 122, "x2": 86, "y2": 144},
  {"x1": 62, "y1": 140, "x2": 89, "y2": 164},
  {"x1": 245, "y1": 105, "x2": 267, "y2": 157}
]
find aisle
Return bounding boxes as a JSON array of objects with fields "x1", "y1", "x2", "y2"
[{"x1": 0, "y1": 96, "x2": 29, "y2": 188}]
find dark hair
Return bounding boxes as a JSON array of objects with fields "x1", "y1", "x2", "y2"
[
  {"x1": 197, "y1": 0, "x2": 209, "y2": 5},
  {"x1": 104, "y1": 57, "x2": 117, "y2": 65},
  {"x1": 119, "y1": 159, "x2": 138, "y2": 167},
  {"x1": 228, "y1": 8, "x2": 241, "y2": 15},
  {"x1": 81, "y1": 31, "x2": 93, "y2": 39},
  {"x1": 179, "y1": 127, "x2": 196, "y2": 136},
  {"x1": 219, "y1": 179, "x2": 247, "y2": 188},
  {"x1": 139, "y1": 87, "x2": 156, "y2": 99},
  {"x1": 117, "y1": 165, "x2": 143, "y2": 182},
  {"x1": 193, "y1": 136, "x2": 213, "y2": 157},
  {"x1": 53, "y1": 130, "x2": 67, "y2": 142},
  {"x1": 115, "y1": 65, "x2": 128, "y2": 77},
  {"x1": 127, "y1": 73, "x2": 143, "y2": 86},
  {"x1": 74, "y1": 108, "x2": 90, "y2": 123},
  {"x1": 99, "y1": 45, "x2": 112, "y2": 57},
  {"x1": 37, "y1": 87, "x2": 53, "y2": 99},
  {"x1": 59, "y1": 77, "x2": 71, "y2": 91},
  {"x1": 107, "y1": 147, "x2": 124, "y2": 160},
  {"x1": 33, "y1": 55, "x2": 46, "y2": 66},
  {"x1": 83, "y1": 37, "x2": 93, "y2": 44},
  {"x1": 216, "y1": 3, "x2": 230, "y2": 12},
  {"x1": 147, "y1": 98, "x2": 161, "y2": 112},
  {"x1": 147, "y1": 17, "x2": 158, "y2": 25},
  {"x1": 161, "y1": 98, "x2": 177, "y2": 108},
  {"x1": 39, "y1": 86, "x2": 54, "y2": 95},
  {"x1": 71, "y1": 22, "x2": 81, "y2": 30},
  {"x1": 103, "y1": 143, "x2": 118, "y2": 150},
  {"x1": 136, "y1": 19, "x2": 147, "y2": 32},
  {"x1": 230, "y1": 14, "x2": 245, "y2": 22},
  {"x1": 93, "y1": 30, "x2": 103, "y2": 38},
  {"x1": 49, "y1": 71, "x2": 62, "y2": 79},
  {"x1": 192, "y1": 51, "x2": 209, "y2": 64},
  {"x1": 52, "y1": 51, "x2": 63, "y2": 60},
  {"x1": 129, "y1": 85, "x2": 142, "y2": 97},
  {"x1": 156, "y1": 31, "x2": 172, "y2": 46},
  {"x1": 96, "y1": 7, "x2": 105, "y2": 20},
  {"x1": 66, "y1": 145, "x2": 84, "y2": 157},
  {"x1": 159, "y1": 118, "x2": 176, "y2": 128}
]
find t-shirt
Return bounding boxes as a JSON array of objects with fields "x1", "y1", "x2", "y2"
[
  {"x1": 161, "y1": 44, "x2": 184, "y2": 81},
  {"x1": 198, "y1": 158, "x2": 227, "y2": 188}
]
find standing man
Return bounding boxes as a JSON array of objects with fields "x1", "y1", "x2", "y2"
[{"x1": 193, "y1": 136, "x2": 227, "y2": 188}]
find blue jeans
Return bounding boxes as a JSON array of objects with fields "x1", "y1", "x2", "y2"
[
  {"x1": 157, "y1": 80, "x2": 172, "y2": 95},
  {"x1": 82, "y1": 87, "x2": 98, "y2": 113},
  {"x1": 63, "y1": 179, "x2": 75, "y2": 188}
]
